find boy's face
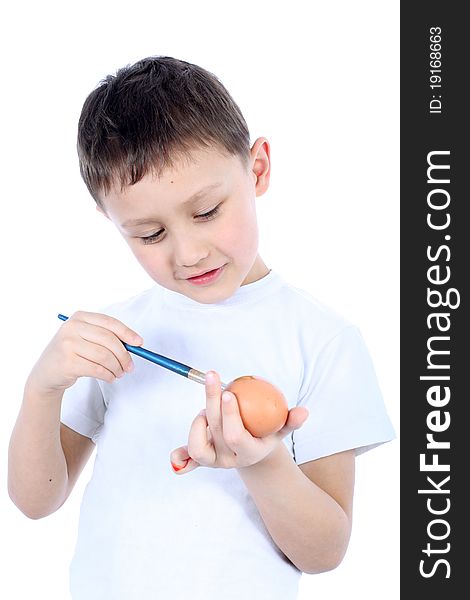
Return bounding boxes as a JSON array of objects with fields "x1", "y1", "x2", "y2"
[{"x1": 98, "y1": 138, "x2": 271, "y2": 304}]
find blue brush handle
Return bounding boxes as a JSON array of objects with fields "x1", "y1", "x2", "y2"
[{"x1": 57, "y1": 314, "x2": 227, "y2": 389}]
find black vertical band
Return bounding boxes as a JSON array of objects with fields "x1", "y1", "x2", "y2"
[{"x1": 401, "y1": 3, "x2": 467, "y2": 596}]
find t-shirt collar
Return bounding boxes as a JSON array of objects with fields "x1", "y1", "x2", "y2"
[{"x1": 161, "y1": 269, "x2": 284, "y2": 309}]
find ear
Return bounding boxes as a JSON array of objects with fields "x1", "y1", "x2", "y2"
[{"x1": 249, "y1": 137, "x2": 271, "y2": 197}]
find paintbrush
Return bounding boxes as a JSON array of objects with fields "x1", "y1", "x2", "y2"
[{"x1": 57, "y1": 314, "x2": 228, "y2": 390}]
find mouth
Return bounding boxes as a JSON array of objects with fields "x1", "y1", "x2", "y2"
[{"x1": 185, "y1": 265, "x2": 226, "y2": 286}]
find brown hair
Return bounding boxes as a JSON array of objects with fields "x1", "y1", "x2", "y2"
[{"x1": 77, "y1": 55, "x2": 252, "y2": 206}]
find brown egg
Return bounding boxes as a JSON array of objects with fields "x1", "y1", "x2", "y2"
[{"x1": 226, "y1": 375, "x2": 289, "y2": 438}]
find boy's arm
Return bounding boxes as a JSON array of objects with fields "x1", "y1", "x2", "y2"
[
  {"x1": 8, "y1": 381, "x2": 95, "y2": 519},
  {"x1": 236, "y1": 444, "x2": 355, "y2": 574},
  {"x1": 8, "y1": 311, "x2": 142, "y2": 519},
  {"x1": 172, "y1": 368, "x2": 353, "y2": 573},
  {"x1": 8, "y1": 383, "x2": 70, "y2": 519}
]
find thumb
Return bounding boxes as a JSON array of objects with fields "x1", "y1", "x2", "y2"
[{"x1": 276, "y1": 407, "x2": 309, "y2": 439}]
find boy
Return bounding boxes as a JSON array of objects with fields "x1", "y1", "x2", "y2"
[{"x1": 8, "y1": 56, "x2": 395, "y2": 599}]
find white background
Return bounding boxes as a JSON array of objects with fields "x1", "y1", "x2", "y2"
[{"x1": 1, "y1": 1, "x2": 399, "y2": 598}]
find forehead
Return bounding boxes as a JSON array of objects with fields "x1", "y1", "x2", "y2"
[{"x1": 101, "y1": 148, "x2": 246, "y2": 221}]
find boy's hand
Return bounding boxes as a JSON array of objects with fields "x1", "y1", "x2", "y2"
[
  {"x1": 170, "y1": 371, "x2": 309, "y2": 474},
  {"x1": 27, "y1": 311, "x2": 143, "y2": 397}
]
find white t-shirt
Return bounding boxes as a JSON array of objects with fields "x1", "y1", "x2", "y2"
[{"x1": 60, "y1": 270, "x2": 395, "y2": 600}]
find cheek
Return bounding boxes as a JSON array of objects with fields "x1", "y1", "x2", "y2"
[
  {"x1": 126, "y1": 239, "x2": 146, "y2": 262},
  {"x1": 127, "y1": 242, "x2": 166, "y2": 274},
  {"x1": 221, "y1": 210, "x2": 259, "y2": 254}
]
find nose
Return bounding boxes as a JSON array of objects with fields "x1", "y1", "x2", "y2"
[{"x1": 172, "y1": 231, "x2": 210, "y2": 268}]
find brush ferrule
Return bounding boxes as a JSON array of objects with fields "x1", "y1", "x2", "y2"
[{"x1": 188, "y1": 369, "x2": 228, "y2": 390}]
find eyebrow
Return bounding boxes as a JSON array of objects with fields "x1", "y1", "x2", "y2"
[{"x1": 121, "y1": 182, "x2": 223, "y2": 228}]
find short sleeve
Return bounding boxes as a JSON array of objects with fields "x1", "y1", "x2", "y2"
[
  {"x1": 60, "y1": 376, "x2": 106, "y2": 443},
  {"x1": 292, "y1": 326, "x2": 396, "y2": 464}
]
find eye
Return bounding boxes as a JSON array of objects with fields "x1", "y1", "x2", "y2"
[
  {"x1": 139, "y1": 204, "x2": 221, "y2": 245},
  {"x1": 140, "y1": 229, "x2": 164, "y2": 245},
  {"x1": 196, "y1": 204, "x2": 220, "y2": 220}
]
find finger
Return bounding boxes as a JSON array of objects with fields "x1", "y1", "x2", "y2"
[
  {"x1": 69, "y1": 353, "x2": 119, "y2": 384},
  {"x1": 74, "y1": 338, "x2": 128, "y2": 379},
  {"x1": 68, "y1": 311, "x2": 144, "y2": 345},
  {"x1": 204, "y1": 371, "x2": 224, "y2": 444},
  {"x1": 187, "y1": 409, "x2": 216, "y2": 467},
  {"x1": 170, "y1": 445, "x2": 200, "y2": 475},
  {"x1": 221, "y1": 390, "x2": 252, "y2": 449},
  {"x1": 64, "y1": 317, "x2": 139, "y2": 373},
  {"x1": 79, "y1": 328, "x2": 134, "y2": 374},
  {"x1": 275, "y1": 407, "x2": 310, "y2": 439}
]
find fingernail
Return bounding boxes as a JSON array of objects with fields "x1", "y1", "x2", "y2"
[
  {"x1": 205, "y1": 371, "x2": 216, "y2": 384},
  {"x1": 171, "y1": 458, "x2": 190, "y2": 472},
  {"x1": 222, "y1": 392, "x2": 232, "y2": 403},
  {"x1": 198, "y1": 409, "x2": 207, "y2": 417}
]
